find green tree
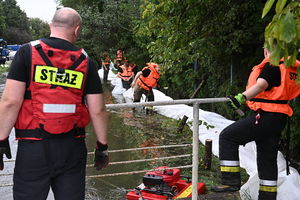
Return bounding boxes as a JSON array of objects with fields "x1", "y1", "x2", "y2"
[
  {"x1": 0, "y1": 3, "x2": 6, "y2": 35},
  {"x1": 262, "y1": 0, "x2": 300, "y2": 69},
  {"x1": 136, "y1": 0, "x2": 269, "y2": 102},
  {"x1": 58, "y1": 0, "x2": 148, "y2": 67},
  {"x1": 1, "y1": 0, "x2": 31, "y2": 44},
  {"x1": 29, "y1": 18, "x2": 50, "y2": 40},
  {"x1": 262, "y1": 0, "x2": 300, "y2": 163}
]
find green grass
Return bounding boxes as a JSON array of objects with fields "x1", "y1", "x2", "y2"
[
  {"x1": 0, "y1": 60, "x2": 10, "y2": 77},
  {"x1": 0, "y1": 65, "x2": 9, "y2": 75}
]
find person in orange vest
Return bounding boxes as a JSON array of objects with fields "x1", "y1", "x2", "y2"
[
  {"x1": 101, "y1": 51, "x2": 111, "y2": 82},
  {"x1": 131, "y1": 62, "x2": 160, "y2": 103},
  {"x1": 116, "y1": 49, "x2": 123, "y2": 62},
  {"x1": 0, "y1": 8, "x2": 108, "y2": 200},
  {"x1": 117, "y1": 62, "x2": 134, "y2": 89},
  {"x1": 211, "y1": 48, "x2": 300, "y2": 200}
]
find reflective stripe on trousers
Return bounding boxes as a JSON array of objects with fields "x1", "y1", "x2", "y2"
[
  {"x1": 259, "y1": 179, "x2": 277, "y2": 192},
  {"x1": 220, "y1": 160, "x2": 240, "y2": 173}
]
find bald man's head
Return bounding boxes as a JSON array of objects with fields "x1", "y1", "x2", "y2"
[
  {"x1": 49, "y1": 7, "x2": 82, "y2": 43},
  {"x1": 51, "y1": 7, "x2": 82, "y2": 28}
]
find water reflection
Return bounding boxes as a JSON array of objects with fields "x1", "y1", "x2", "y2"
[
  {"x1": 85, "y1": 108, "x2": 153, "y2": 199},
  {"x1": 85, "y1": 84, "x2": 149, "y2": 199}
]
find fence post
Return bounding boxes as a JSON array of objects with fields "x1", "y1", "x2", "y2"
[
  {"x1": 204, "y1": 139, "x2": 212, "y2": 170},
  {"x1": 192, "y1": 103, "x2": 199, "y2": 200}
]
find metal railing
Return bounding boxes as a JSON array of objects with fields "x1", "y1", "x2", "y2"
[
  {"x1": 0, "y1": 97, "x2": 229, "y2": 200},
  {"x1": 105, "y1": 97, "x2": 229, "y2": 200}
]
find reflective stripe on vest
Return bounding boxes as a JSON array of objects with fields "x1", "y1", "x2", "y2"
[{"x1": 43, "y1": 104, "x2": 76, "y2": 113}]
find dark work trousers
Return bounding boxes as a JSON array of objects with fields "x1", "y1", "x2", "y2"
[
  {"x1": 121, "y1": 78, "x2": 132, "y2": 90},
  {"x1": 103, "y1": 64, "x2": 110, "y2": 82},
  {"x1": 13, "y1": 135, "x2": 87, "y2": 200},
  {"x1": 133, "y1": 84, "x2": 154, "y2": 102},
  {"x1": 219, "y1": 111, "x2": 287, "y2": 200}
]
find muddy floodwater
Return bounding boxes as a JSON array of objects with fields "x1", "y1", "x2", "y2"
[{"x1": 85, "y1": 84, "x2": 192, "y2": 199}]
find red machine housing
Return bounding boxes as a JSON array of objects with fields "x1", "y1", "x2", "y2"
[{"x1": 126, "y1": 166, "x2": 206, "y2": 200}]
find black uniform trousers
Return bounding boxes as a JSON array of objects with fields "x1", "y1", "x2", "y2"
[
  {"x1": 103, "y1": 64, "x2": 110, "y2": 82},
  {"x1": 121, "y1": 79, "x2": 132, "y2": 90},
  {"x1": 219, "y1": 111, "x2": 287, "y2": 200},
  {"x1": 13, "y1": 134, "x2": 87, "y2": 200},
  {"x1": 133, "y1": 85, "x2": 154, "y2": 103}
]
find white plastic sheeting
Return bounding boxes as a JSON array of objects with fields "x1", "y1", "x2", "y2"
[{"x1": 103, "y1": 68, "x2": 300, "y2": 200}]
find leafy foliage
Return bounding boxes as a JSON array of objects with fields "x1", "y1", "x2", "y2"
[
  {"x1": 0, "y1": 3, "x2": 6, "y2": 34},
  {"x1": 58, "y1": 0, "x2": 149, "y2": 68},
  {"x1": 29, "y1": 18, "x2": 50, "y2": 40},
  {"x1": 262, "y1": 0, "x2": 300, "y2": 154},
  {"x1": 0, "y1": 0, "x2": 31, "y2": 44},
  {"x1": 262, "y1": 0, "x2": 299, "y2": 69},
  {"x1": 288, "y1": 100, "x2": 300, "y2": 159},
  {"x1": 136, "y1": 0, "x2": 269, "y2": 105}
]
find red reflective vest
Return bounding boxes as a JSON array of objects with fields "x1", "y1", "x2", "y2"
[
  {"x1": 246, "y1": 57, "x2": 300, "y2": 116},
  {"x1": 119, "y1": 65, "x2": 133, "y2": 81},
  {"x1": 137, "y1": 64, "x2": 160, "y2": 91},
  {"x1": 15, "y1": 40, "x2": 90, "y2": 140}
]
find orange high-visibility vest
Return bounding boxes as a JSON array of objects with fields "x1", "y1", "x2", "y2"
[
  {"x1": 137, "y1": 63, "x2": 160, "y2": 91},
  {"x1": 246, "y1": 58, "x2": 300, "y2": 116},
  {"x1": 119, "y1": 65, "x2": 133, "y2": 81}
]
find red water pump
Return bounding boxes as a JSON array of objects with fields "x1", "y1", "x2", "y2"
[{"x1": 126, "y1": 166, "x2": 206, "y2": 199}]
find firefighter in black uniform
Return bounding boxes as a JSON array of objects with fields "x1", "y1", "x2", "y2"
[{"x1": 212, "y1": 48, "x2": 300, "y2": 200}]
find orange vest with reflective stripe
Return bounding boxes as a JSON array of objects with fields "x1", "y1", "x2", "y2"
[
  {"x1": 137, "y1": 65, "x2": 160, "y2": 91},
  {"x1": 246, "y1": 58, "x2": 300, "y2": 116},
  {"x1": 119, "y1": 65, "x2": 133, "y2": 81}
]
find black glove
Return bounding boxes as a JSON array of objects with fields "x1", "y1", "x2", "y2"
[
  {"x1": 94, "y1": 141, "x2": 109, "y2": 170},
  {"x1": 0, "y1": 137, "x2": 12, "y2": 170},
  {"x1": 227, "y1": 93, "x2": 247, "y2": 110}
]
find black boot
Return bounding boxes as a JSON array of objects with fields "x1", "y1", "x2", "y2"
[{"x1": 211, "y1": 171, "x2": 241, "y2": 193}]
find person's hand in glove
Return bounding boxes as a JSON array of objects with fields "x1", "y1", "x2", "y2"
[
  {"x1": 227, "y1": 93, "x2": 247, "y2": 110},
  {"x1": 94, "y1": 141, "x2": 109, "y2": 170},
  {"x1": 0, "y1": 137, "x2": 12, "y2": 170}
]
